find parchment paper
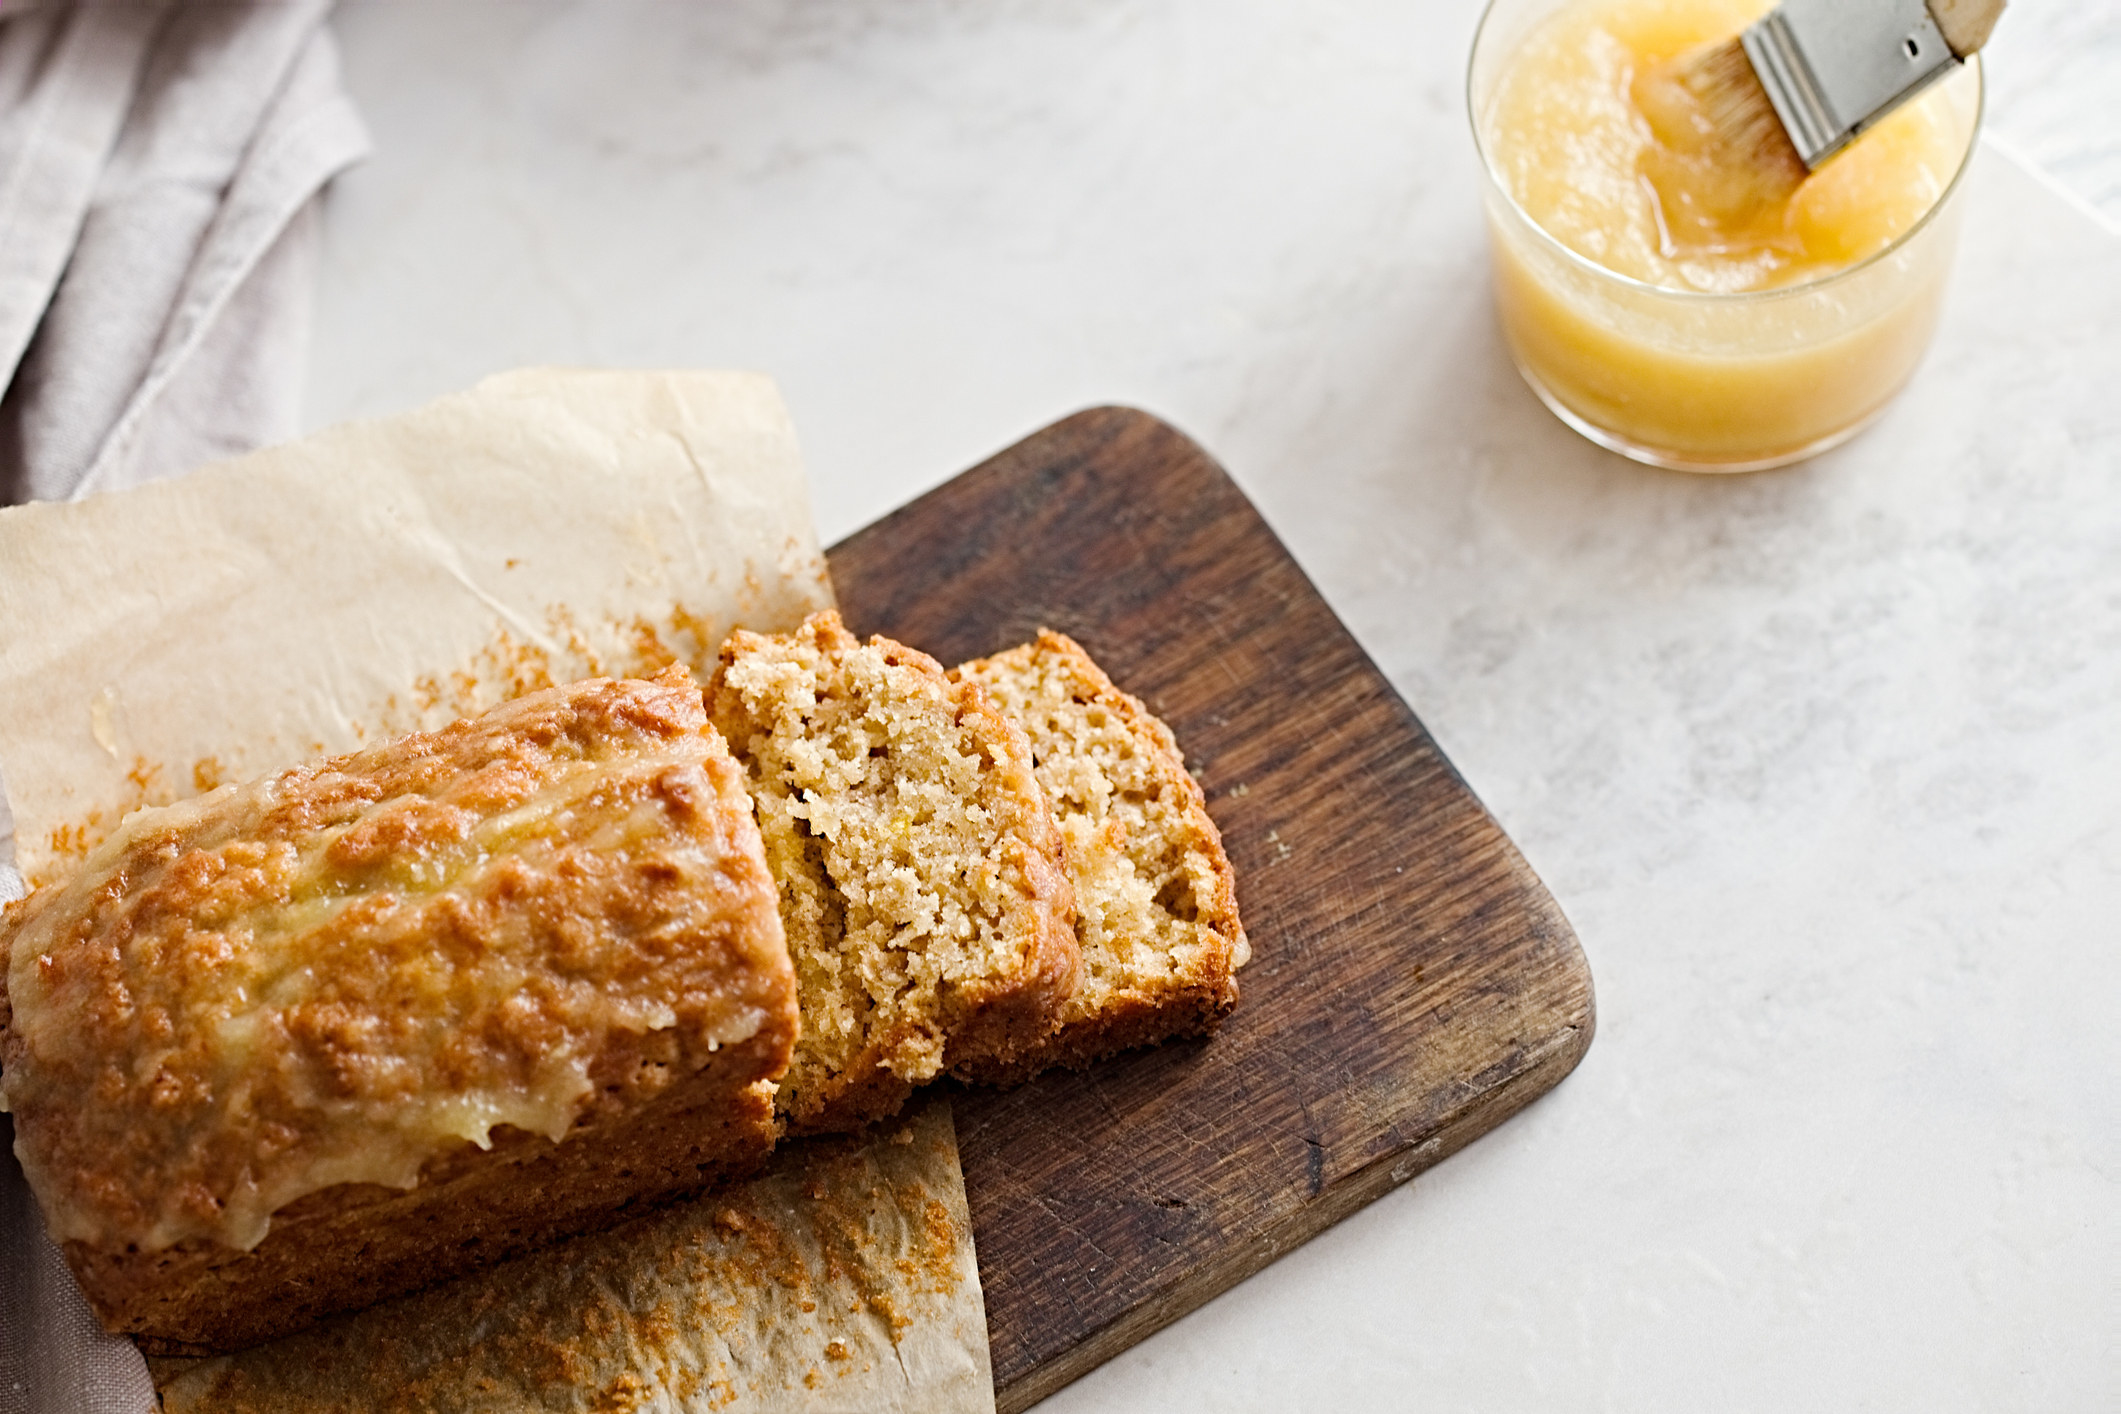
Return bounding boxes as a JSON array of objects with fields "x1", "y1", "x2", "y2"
[
  {"x1": 150, "y1": 1097, "x2": 991, "y2": 1414},
  {"x1": 0, "y1": 369, "x2": 995, "y2": 1414},
  {"x1": 0, "y1": 365, "x2": 833, "y2": 888}
]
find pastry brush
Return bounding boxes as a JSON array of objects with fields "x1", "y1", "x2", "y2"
[{"x1": 1639, "y1": 0, "x2": 2006, "y2": 204}]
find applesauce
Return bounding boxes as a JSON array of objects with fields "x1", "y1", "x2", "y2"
[{"x1": 1468, "y1": 0, "x2": 1983, "y2": 470}]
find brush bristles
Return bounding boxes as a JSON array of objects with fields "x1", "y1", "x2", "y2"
[
  {"x1": 1676, "y1": 39, "x2": 1808, "y2": 190},
  {"x1": 1632, "y1": 36, "x2": 1809, "y2": 224}
]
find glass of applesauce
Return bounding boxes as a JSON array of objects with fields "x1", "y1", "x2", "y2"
[{"x1": 1468, "y1": 0, "x2": 1984, "y2": 472}]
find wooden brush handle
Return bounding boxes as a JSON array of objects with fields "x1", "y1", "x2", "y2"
[{"x1": 1926, "y1": 0, "x2": 2007, "y2": 58}]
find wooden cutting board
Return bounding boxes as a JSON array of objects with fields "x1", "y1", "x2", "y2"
[{"x1": 827, "y1": 408, "x2": 1595, "y2": 1412}]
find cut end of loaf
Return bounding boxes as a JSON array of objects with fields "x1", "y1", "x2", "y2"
[
  {"x1": 954, "y1": 631, "x2": 1245, "y2": 1082},
  {"x1": 710, "y1": 612, "x2": 1078, "y2": 1133}
]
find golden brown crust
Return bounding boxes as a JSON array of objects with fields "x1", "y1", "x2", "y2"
[
  {"x1": 0, "y1": 668, "x2": 797, "y2": 1349},
  {"x1": 709, "y1": 612, "x2": 1077, "y2": 1134},
  {"x1": 76, "y1": 1069, "x2": 781, "y2": 1355},
  {"x1": 984, "y1": 984, "x2": 1230, "y2": 1078},
  {"x1": 148, "y1": 1098, "x2": 981, "y2": 1411},
  {"x1": 951, "y1": 631, "x2": 1245, "y2": 1085}
]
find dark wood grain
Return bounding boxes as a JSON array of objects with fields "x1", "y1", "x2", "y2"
[{"x1": 826, "y1": 408, "x2": 1594, "y2": 1412}]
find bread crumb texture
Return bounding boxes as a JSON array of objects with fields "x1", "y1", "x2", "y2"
[
  {"x1": 0, "y1": 668, "x2": 794, "y2": 1255},
  {"x1": 957, "y1": 631, "x2": 1245, "y2": 1078},
  {"x1": 710, "y1": 613, "x2": 1076, "y2": 1132}
]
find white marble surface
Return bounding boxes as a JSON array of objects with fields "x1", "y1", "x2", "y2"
[
  {"x1": 1979, "y1": 0, "x2": 2121, "y2": 229},
  {"x1": 310, "y1": 2, "x2": 2118, "y2": 1409}
]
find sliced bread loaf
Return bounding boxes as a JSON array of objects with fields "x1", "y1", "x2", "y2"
[
  {"x1": 709, "y1": 612, "x2": 1078, "y2": 1132},
  {"x1": 954, "y1": 631, "x2": 1246, "y2": 1081}
]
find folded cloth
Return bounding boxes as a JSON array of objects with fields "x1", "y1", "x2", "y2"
[
  {"x1": 0, "y1": 8, "x2": 368, "y2": 1409},
  {"x1": 0, "y1": 1123, "x2": 156, "y2": 1414},
  {"x1": 0, "y1": 0, "x2": 369, "y2": 504}
]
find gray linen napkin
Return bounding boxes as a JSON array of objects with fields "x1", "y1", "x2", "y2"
[
  {"x1": 0, "y1": 0, "x2": 369, "y2": 504},
  {"x1": 0, "y1": 4, "x2": 367, "y2": 1409}
]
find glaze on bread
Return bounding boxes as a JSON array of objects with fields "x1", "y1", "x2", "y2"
[
  {"x1": 954, "y1": 631, "x2": 1245, "y2": 1080},
  {"x1": 0, "y1": 668, "x2": 796, "y2": 1352},
  {"x1": 708, "y1": 612, "x2": 1078, "y2": 1133}
]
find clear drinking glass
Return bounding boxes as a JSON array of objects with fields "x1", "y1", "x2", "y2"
[{"x1": 1468, "y1": 0, "x2": 1984, "y2": 472}]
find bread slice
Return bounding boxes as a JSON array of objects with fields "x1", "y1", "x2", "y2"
[
  {"x1": 953, "y1": 631, "x2": 1246, "y2": 1081},
  {"x1": 709, "y1": 611, "x2": 1078, "y2": 1133},
  {"x1": 0, "y1": 668, "x2": 797, "y2": 1352}
]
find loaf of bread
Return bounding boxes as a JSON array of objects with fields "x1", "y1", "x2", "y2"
[
  {"x1": 0, "y1": 668, "x2": 797, "y2": 1353},
  {"x1": 954, "y1": 631, "x2": 1246, "y2": 1080},
  {"x1": 708, "y1": 612, "x2": 1079, "y2": 1133}
]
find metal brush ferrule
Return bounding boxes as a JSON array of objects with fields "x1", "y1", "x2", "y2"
[{"x1": 1743, "y1": 0, "x2": 1961, "y2": 168}]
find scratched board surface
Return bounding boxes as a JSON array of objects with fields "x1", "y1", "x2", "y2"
[{"x1": 826, "y1": 408, "x2": 1596, "y2": 1412}]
